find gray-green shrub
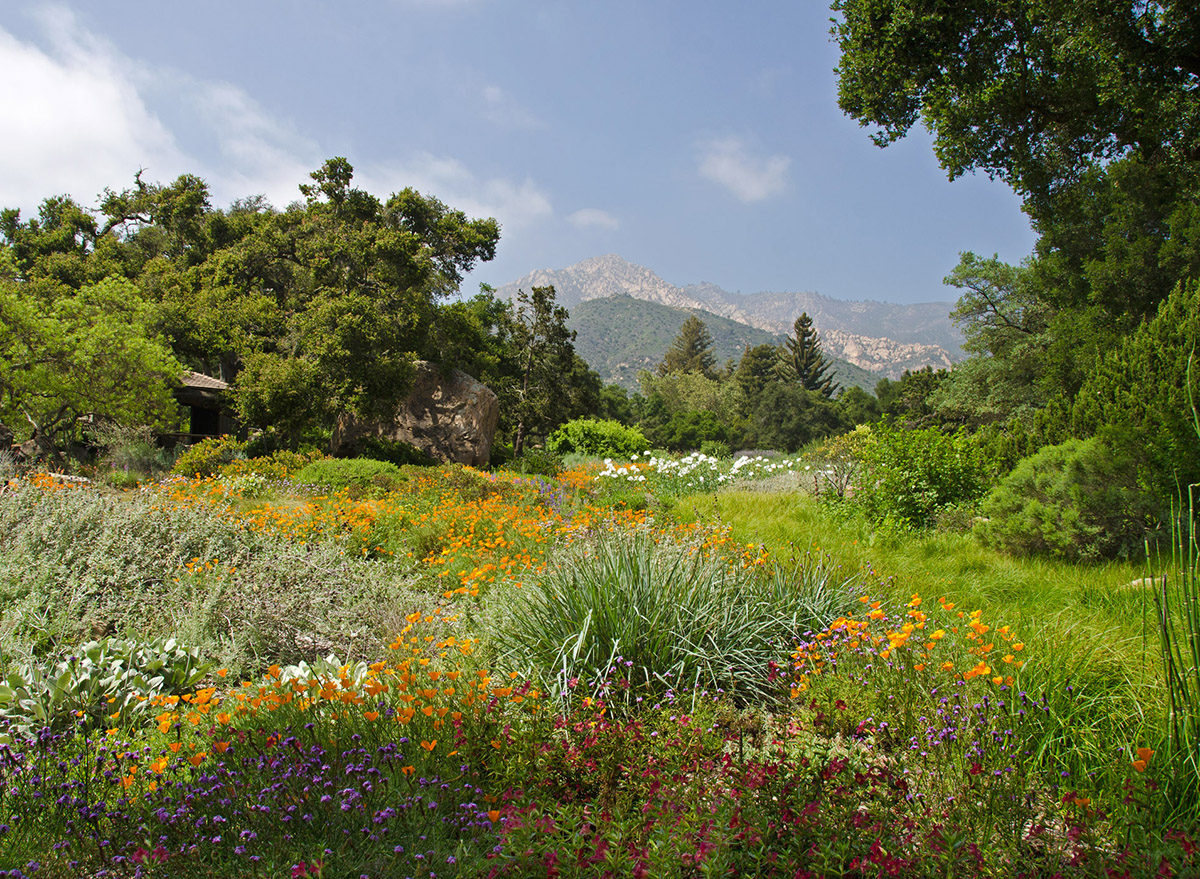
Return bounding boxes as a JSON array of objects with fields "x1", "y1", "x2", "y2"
[
  {"x1": 491, "y1": 528, "x2": 854, "y2": 710},
  {"x1": 976, "y1": 436, "x2": 1160, "y2": 560},
  {"x1": 0, "y1": 479, "x2": 420, "y2": 676},
  {"x1": 0, "y1": 637, "x2": 210, "y2": 743}
]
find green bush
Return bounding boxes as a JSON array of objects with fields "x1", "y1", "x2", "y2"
[
  {"x1": 221, "y1": 449, "x2": 324, "y2": 480},
  {"x1": 853, "y1": 423, "x2": 989, "y2": 529},
  {"x1": 510, "y1": 447, "x2": 563, "y2": 477},
  {"x1": 1074, "y1": 279, "x2": 1200, "y2": 505},
  {"x1": 700, "y1": 439, "x2": 731, "y2": 459},
  {"x1": 351, "y1": 435, "x2": 434, "y2": 467},
  {"x1": 976, "y1": 436, "x2": 1162, "y2": 560},
  {"x1": 547, "y1": 418, "x2": 650, "y2": 458},
  {"x1": 171, "y1": 435, "x2": 246, "y2": 478},
  {"x1": 293, "y1": 457, "x2": 404, "y2": 493},
  {"x1": 492, "y1": 529, "x2": 854, "y2": 710}
]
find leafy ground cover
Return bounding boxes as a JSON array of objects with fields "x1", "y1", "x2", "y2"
[{"x1": 0, "y1": 453, "x2": 1196, "y2": 877}]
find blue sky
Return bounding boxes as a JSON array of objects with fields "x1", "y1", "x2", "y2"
[{"x1": 0, "y1": 1, "x2": 1036, "y2": 304}]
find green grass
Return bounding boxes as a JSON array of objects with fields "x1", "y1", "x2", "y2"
[{"x1": 682, "y1": 489, "x2": 1170, "y2": 803}]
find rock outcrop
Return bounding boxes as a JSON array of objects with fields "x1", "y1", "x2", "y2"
[{"x1": 333, "y1": 362, "x2": 499, "y2": 467}]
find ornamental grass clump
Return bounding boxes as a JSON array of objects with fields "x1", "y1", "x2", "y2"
[{"x1": 492, "y1": 528, "x2": 855, "y2": 711}]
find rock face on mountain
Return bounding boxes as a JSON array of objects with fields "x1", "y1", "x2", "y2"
[
  {"x1": 496, "y1": 255, "x2": 964, "y2": 379},
  {"x1": 823, "y1": 330, "x2": 956, "y2": 376},
  {"x1": 333, "y1": 362, "x2": 498, "y2": 467}
]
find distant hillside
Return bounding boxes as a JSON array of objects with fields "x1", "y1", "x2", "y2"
[
  {"x1": 569, "y1": 295, "x2": 883, "y2": 393},
  {"x1": 498, "y1": 254, "x2": 963, "y2": 378}
]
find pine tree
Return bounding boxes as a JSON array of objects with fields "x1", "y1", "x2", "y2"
[
  {"x1": 781, "y1": 312, "x2": 837, "y2": 398},
  {"x1": 658, "y1": 315, "x2": 717, "y2": 378}
]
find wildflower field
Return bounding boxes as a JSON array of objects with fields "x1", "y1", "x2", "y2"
[{"x1": 0, "y1": 452, "x2": 1196, "y2": 878}]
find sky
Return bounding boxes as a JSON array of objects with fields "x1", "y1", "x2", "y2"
[{"x1": 0, "y1": 1, "x2": 1037, "y2": 305}]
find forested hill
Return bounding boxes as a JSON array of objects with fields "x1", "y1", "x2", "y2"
[
  {"x1": 569, "y1": 294, "x2": 883, "y2": 393},
  {"x1": 496, "y1": 254, "x2": 963, "y2": 378}
]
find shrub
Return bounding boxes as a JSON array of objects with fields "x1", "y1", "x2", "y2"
[
  {"x1": 350, "y1": 435, "x2": 434, "y2": 467},
  {"x1": 510, "y1": 446, "x2": 563, "y2": 477},
  {"x1": 854, "y1": 422, "x2": 989, "y2": 529},
  {"x1": 220, "y1": 448, "x2": 323, "y2": 480},
  {"x1": 91, "y1": 422, "x2": 171, "y2": 484},
  {"x1": 0, "y1": 636, "x2": 211, "y2": 742},
  {"x1": 976, "y1": 436, "x2": 1161, "y2": 560},
  {"x1": 492, "y1": 528, "x2": 854, "y2": 710},
  {"x1": 700, "y1": 439, "x2": 731, "y2": 458},
  {"x1": 171, "y1": 435, "x2": 246, "y2": 478},
  {"x1": 292, "y1": 457, "x2": 404, "y2": 493},
  {"x1": 547, "y1": 418, "x2": 650, "y2": 458}
]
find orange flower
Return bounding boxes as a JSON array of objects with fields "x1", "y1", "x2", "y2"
[
  {"x1": 213, "y1": 741, "x2": 230, "y2": 754},
  {"x1": 189, "y1": 752, "x2": 206, "y2": 767},
  {"x1": 488, "y1": 809, "x2": 501, "y2": 823},
  {"x1": 1132, "y1": 747, "x2": 1155, "y2": 772},
  {"x1": 420, "y1": 739, "x2": 437, "y2": 752},
  {"x1": 363, "y1": 711, "x2": 379, "y2": 722}
]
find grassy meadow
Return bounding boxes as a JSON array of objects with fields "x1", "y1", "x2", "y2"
[{"x1": 0, "y1": 450, "x2": 1195, "y2": 878}]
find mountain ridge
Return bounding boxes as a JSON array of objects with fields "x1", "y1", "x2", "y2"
[{"x1": 496, "y1": 255, "x2": 964, "y2": 380}]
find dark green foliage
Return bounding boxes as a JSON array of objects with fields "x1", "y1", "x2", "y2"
[
  {"x1": 747, "y1": 382, "x2": 844, "y2": 453},
  {"x1": 658, "y1": 315, "x2": 717, "y2": 378},
  {"x1": 875, "y1": 367, "x2": 949, "y2": 426},
  {"x1": 510, "y1": 446, "x2": 563, "y2": 477},
  {"x1": 1073, "y1": 280, "x2": 1200, "y2": 504},
  {"x1": 596, "y1": 382, "x2": 639, "y2": 425},
  {"x1": 647, "y1": 408, "x2": 737, "y2": 452},
  {"x1": 977, "y1": 437, "x2": 1161, "y2": 561},
  {"x1": 834, "y1": 385, "x2": 881, "y2": 427},
  {"x1": 547, "y1": 418, "x2": 650, "y2": 458},
  {"x1": 504, "y1": 286, "x2": 580, "y2": 458},
  {"x1": 780, "y1": 312, "x2": 837, "y2": 397},
  {"x1": 733, "y1": 342, "x2": 783, "y2": 414},
  {"x1": 350, "y1": 436, "x2": 434, "y2": 468},
  {"x1": 854, "y1": 423, "x2": 989, "y2": 530}
]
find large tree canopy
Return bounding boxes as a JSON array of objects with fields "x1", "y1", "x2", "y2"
[
  {"x1": 1, "y1": 159, "x2": 502, "y2": 447},
  {"x1": 832, "y1": 0, "x2": 1200, "y2": 207}
]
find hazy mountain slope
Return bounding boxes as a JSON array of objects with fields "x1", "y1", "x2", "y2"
[
  {"x1": 497, "y1": 254, "x2": 963, "y2": 377},
  {"x1": 569, "y1": 295, "x2": 882, "y2": 393}
]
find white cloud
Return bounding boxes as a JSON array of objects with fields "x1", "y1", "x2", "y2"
[
  {"x1": 0, "y1": 8, "x2": 186, "y2": 213},
  {"x1": 360, "y1": 154, "x2": 552, "y2": 232},
  {"x1": 567, "y1": 208, "x2": 619, "y2": 230},
  {"x1": 697, "y1": 135, "x2": 790, "y2": 202},
  {"x1": 481, "y1": 84, "x2": 542, "y2": 129},
  {"x1": 0, "y1": 8, "x2": 552, "y2": 234}
]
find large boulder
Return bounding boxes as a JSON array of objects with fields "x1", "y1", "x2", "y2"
[{"x1": 333, "y1": 362, "x2": 499, "y2": 467}]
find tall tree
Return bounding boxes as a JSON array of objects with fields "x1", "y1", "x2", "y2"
[
  {"x1": 658, "y1": 315, "x2": 717, "y2": 378},
  {"x1": 0, "y1": 276, "x2": 182, "y2": 453},
  {"x1": 504, "y1": 286, "x2": 579, "y2": 458},
  {"x1": 780, "y1": 313, "x2": 837, "y2": 398},
  {"x1": 733, "y1": 342, "x2": 784, "y2": 414}
]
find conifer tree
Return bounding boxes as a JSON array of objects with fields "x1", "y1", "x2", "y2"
[
  {"x1": 781, "y1": 312, "x2": 837, "y2": 398},
  {"x1": 658, "y1": 315, "x2": 717, "y2": 378}
]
